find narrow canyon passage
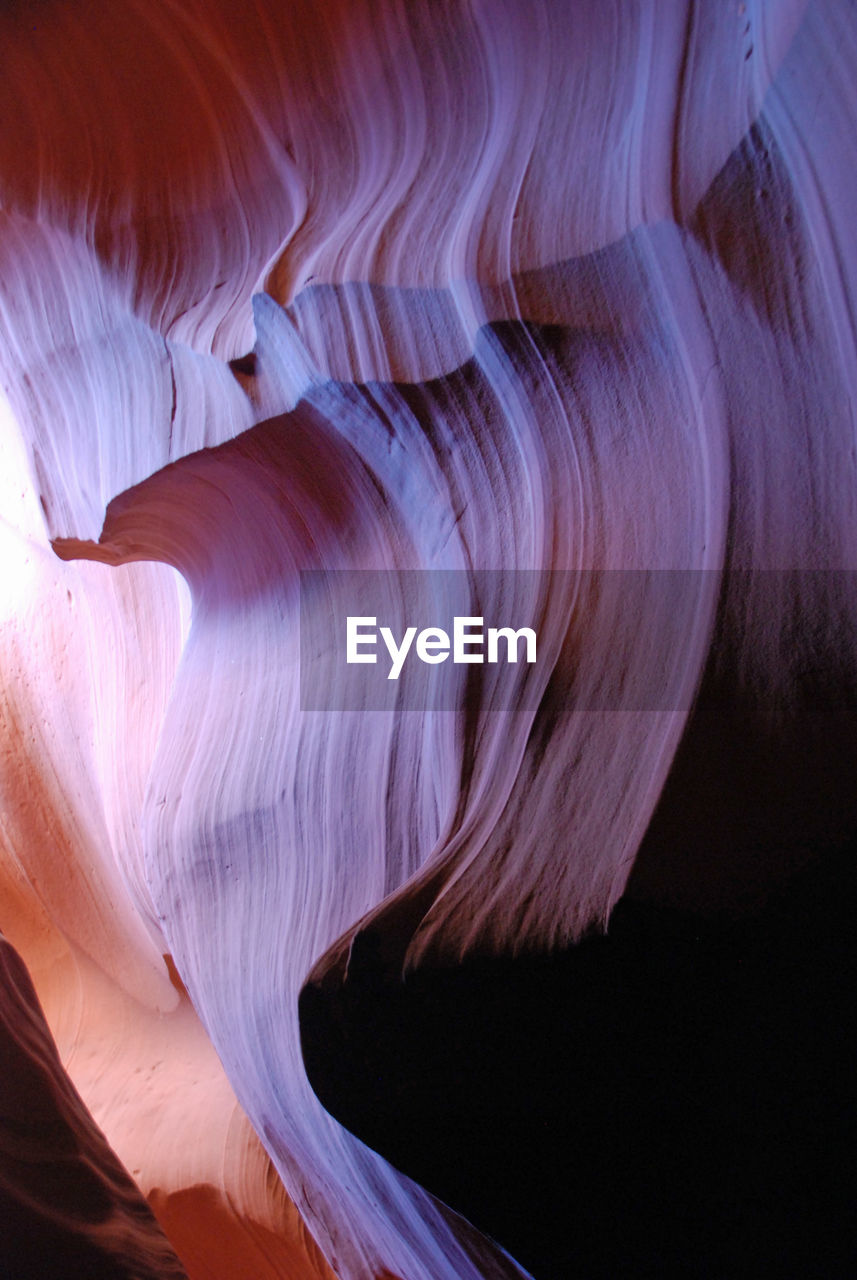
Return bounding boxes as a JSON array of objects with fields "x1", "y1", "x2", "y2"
[{"x1": 1, "y1": 2, "x2": 856, "y2": 1277}]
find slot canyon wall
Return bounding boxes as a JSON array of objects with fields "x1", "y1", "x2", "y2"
[{"x1": 0, "y1": 2, "x2": 854, "y2": 1276}]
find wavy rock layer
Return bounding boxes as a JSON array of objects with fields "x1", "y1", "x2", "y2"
[
  {"x1": 0, "y1": 408, "x2": 335, "y2": 1278},
  {"x1": 1, "y1": 1, "x2": 856, "y2": 1277}
]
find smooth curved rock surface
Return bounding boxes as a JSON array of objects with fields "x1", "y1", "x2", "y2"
[
  {"x1": 0, "y1": 400, "x2": 336, "y2": 1277},
  {"x1": 0, "y1": 931, "x2": 186, "y2": 1278},
  {"x1": 1, "y1": 1, "x2": 856, "y2": 1276}
]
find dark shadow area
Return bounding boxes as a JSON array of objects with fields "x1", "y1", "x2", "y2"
[
  {"x1": 301, "y1": 834, "x2": 856, "y2": 1278},
  {"x1": 0, "y1": 935, "x2": 186, "y2": 1280}
]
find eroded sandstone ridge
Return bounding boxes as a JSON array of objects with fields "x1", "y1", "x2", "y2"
[{"x1": 1, "y1": 2, "x2": 855, "y2": 1276}]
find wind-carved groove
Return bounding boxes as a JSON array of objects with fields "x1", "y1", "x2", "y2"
[{"x1": 0, "y1": 2, "x2": 854, "y2": 1278}]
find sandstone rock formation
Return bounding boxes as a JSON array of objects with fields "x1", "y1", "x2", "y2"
[
  {"x1": 1, "y1": 2, "x2": 854, "y2": 1276},
  {"x1": 0, "y1": 930, "x2": 186, "y2": 1278}
]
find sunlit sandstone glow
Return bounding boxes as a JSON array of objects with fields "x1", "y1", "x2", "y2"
[{"x1": 1, "y1": 2, "x2": 854, "y2": 1276}]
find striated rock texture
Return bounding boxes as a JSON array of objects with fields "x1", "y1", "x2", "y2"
[
  {"x1": 1, "y1": 1, "x2": 856, "y2": 1276},
  {"x1": 0, "y1": 400, "x2": 335, "y2": 1280}
]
